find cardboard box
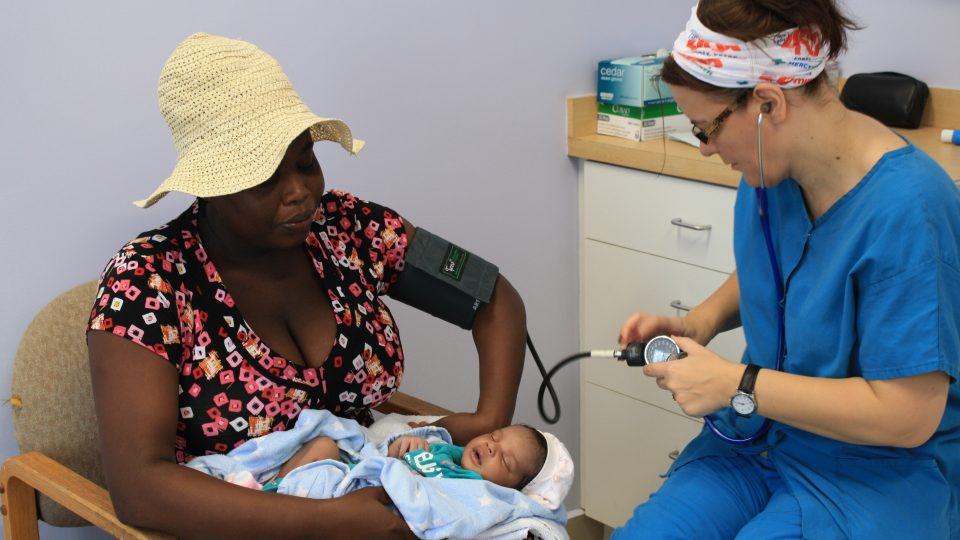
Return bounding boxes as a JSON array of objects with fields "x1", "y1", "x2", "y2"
[
  {"x1": 597, "y1": 55, "x2": 673, "y2": 108},
  {"x1": 597, "y1": 101, "x2": 689, "y2": 141}
]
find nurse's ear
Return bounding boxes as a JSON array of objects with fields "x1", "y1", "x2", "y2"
[{"x1": 752, "y1": 83, "x2": 787, "y2": 123}]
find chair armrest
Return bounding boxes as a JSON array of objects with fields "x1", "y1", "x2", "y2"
[
  {"x1": 2, "y1": 395, "x2": 446, "y2": 539},
  {"x1": 374, "y1": 391, "x2": 452, "y2": 416},
  {"x1": 1, "y1": 452, "x2": 174, "y2": 540}
]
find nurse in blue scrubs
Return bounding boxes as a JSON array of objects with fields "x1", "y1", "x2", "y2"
[{"x1": 615, "y1": 1, "x2": 960, "y2": 538}]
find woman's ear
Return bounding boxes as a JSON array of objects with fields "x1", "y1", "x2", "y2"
[{"x1": 753, "y1": 82, "x2": 787, "y2": 122}]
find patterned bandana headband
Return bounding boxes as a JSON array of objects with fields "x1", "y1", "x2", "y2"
[{"x1": 671, "y1": 4, "x2": 831, "y2": 89}]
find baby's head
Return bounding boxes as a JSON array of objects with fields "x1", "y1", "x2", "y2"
[
  {"x1": 461, "y1": 424, "x2": 574, "y2": 510},
  {"x1": 461, "y1": 425, "x2": 546, "y2": 489}
]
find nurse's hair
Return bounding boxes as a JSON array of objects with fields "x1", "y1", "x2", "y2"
[{"x1": 660, "y1": 0, "x2": 860, "y2": 98}]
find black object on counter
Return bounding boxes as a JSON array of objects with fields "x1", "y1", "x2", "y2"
[{"x1": 840, "y1": 72, "x2": 929, "y2": 129}]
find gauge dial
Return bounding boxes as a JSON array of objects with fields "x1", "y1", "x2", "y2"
[{"x1": 644, "y1": 336, "x2": 681, "y2": 364}]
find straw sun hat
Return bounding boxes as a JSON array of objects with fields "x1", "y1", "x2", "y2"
[{"x1": 134, "y1": 32, "x2": 364, "y2": 208}]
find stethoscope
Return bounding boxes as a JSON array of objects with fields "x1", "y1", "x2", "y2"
[
  {"x1": 532, "y1": 109, "x2": 786, "y2": 446},
  {"x1": 701, "y1": 108, "x2": 785, "y2": 444}
]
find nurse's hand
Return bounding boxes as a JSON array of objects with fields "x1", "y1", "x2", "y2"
[
  {"x1": 643, "y1": 336, "x2": 745, "y2": 417},
  {"x1": 618, "y1": 312, "x2": 683, "y2": 347},
  {"x1": 618, "y1": 312, "x2": 710, "y2": 348}
]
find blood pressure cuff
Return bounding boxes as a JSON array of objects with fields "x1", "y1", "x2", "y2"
[{"x1": 390, "y1": 227, "x2": 499, "y2": 329}]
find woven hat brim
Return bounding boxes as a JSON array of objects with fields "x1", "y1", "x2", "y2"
[{"x1": 133, "y1": 115, "x2": 363, "y2": 208}]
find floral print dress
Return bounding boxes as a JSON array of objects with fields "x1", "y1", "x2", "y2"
[{"x1": 88, "y1": 190, "x2": 408, "y2": 463}]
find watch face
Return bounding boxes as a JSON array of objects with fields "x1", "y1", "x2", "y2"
[{"x1": 731, "y1": 393, "x2": 756, "y2": 415}]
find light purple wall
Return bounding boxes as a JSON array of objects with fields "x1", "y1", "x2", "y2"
[
  {"x1": 843, "y1": 0, "x2": 960, "y2": 88},
  {"x1": 1, "y1": 1, "x2": 956, "y2": 538}
]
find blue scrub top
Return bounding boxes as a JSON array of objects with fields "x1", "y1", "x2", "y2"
[{"x1": 671, "y1": 144, "x2": 960, "y2": 538}]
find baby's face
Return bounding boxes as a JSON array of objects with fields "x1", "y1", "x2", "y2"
[{"x1": 461, "y1": 425, "x2": 540, "y2": 489}]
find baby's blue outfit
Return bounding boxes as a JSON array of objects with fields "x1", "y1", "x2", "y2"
[
  {"x1": 404, "y1": 443, "x2": 483, "y2": 480},
  {"x1": 263, "y1": 440, "x2": 482, "y2": 491},
  {"x1": 616, "y1": 144, "x2": 960, "y2": 539},
  {"x1": 186, "y1": 410, "x2": 566, "y2": 539}
]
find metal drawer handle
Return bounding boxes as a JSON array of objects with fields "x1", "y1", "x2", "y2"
[
  {"x1": 668, "y1": 450, "x2": 680, "y2": 461},
  {"x1": 670, "y1": 300, "x2": 693, "y2": 312},
  {"x1": 671, "y1": 218, "x2": 712, "y2": 231}
]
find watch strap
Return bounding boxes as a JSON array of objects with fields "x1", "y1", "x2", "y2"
[{"x1": 738, "y1": 363, "x2": 761, "y2": 394}]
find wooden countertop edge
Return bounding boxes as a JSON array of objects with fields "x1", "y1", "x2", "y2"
[
  {"x1": 568, "y1": 136, "x2": 741, "y2": 188},
  {"x1": 568, "y1": 94, "x2": 960, "y2": 183}
]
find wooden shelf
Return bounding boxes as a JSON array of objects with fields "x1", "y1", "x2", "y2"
[
  {"x1": 567, "y1": 96, "x2": 741, "y2": 188},
  {"x1": 898, "y1": 125, "x2": 960, "y2": 181},
  {"x1": 568, "y1": 90, "x2": 960, "y2": 183}
]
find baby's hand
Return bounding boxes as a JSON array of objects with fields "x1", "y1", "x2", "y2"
[{"x1": 388, "y1": 436, "x2": 430, "y2": 458}]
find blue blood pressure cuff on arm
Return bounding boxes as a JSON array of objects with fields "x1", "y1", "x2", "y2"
[{"x1": 390, "y1": 227, "x2": 499, "y2": 329}]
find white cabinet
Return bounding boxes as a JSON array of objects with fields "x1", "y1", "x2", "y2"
[
  {"x1": 579, "y1": 161, "x2": 746, "y2": 528},
  {"x1": 581, "y1": 382, "x2": 704, "y2": 527},
  {"x1": 582, "y1": 161, "x2": 736, "y2": 273}
]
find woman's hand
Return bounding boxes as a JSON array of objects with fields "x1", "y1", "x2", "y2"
[
  {"x1": 619, "y1": 312, "x2": 703, "y2": 348},
  {"x1": 433, "y1": 412, "x2": 498, "y2": 444},
  {"x1": 407, "y1": 414, "x2": 494, "y2": 444},
  {"x1": 336, "y1": 487, "x2": 417, "y2": 539},
  {"x1": 642, "y1": 336, "x2": 745, "y2": 417},
  {"x1": 619, "y1": 274, "x2": 744, "y2": 348},
  {"x1": 388, "y1": 436, "x2": 430, "y2": 458}
]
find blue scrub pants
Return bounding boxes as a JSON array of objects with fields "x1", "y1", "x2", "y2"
[{"x1": 613, "y1": 454, "x2": 802, "y2": 539}]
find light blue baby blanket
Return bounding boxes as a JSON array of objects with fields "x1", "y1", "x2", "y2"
[{"x1": 186, "y1": 409, "x2": 567, "y2": 539}]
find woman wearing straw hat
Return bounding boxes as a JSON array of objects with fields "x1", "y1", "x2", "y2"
[
  {"x1": 614, "y1": 1, "x2": 959, "y2": 538},
  {"x1": 85, "y1": 33, "x2": 526, "y2": 538}
]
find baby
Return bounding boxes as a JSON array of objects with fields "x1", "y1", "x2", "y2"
[{"x1": 267, "y1": 423, "x2": 574, "y2": 509}]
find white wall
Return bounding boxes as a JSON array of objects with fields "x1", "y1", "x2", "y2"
[
  {"x1": 843, "y1": 0, "x2": 960, "y2": 88},
  {"x1": 1, "y1": 1, "x2": 956, "y2": 538}
]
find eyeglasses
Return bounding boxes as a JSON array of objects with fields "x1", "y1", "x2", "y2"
[{"x1": 691, "y1": 92, "x2": 750, "y2": 144}]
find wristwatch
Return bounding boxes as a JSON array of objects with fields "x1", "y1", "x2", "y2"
[{"x1": 730, "y1": 363, "x2": 761, "y2": 417}]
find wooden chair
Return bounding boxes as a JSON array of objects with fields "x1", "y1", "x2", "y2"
[{"x1": 2, "y1": 281, "x2": 451, "y2": 539}]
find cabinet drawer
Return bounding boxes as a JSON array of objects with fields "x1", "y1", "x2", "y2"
[
  {"x1": 582, "y1": 382, "x2": 703, "y2": 528},
  {"x1": 581, "y1": 240, "x2": 745, "y2": 412},
  {"x1": 583, "y1": 161, "x2": 737, "y2": 273}
]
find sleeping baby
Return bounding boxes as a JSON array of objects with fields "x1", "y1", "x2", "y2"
[
  {"x1": 186, "y1": 410, "x2": 573, "y2": 539},
  {"x1": 265, "y1": 423, "x2": 572, "y2": 508}
]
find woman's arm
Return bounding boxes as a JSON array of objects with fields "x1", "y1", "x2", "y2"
[
  {"x1": 87, "y1": 331, "x2": 414, "y2": 540},
  {"x1": 398, "y1": 222, "x2": 526, "y2": 445},
  {"x1": 753, "y1": 368, "x2": 949, "y2": 447},
  {"x1": 645, "y1": 338, "x2": 950, "y2": 448},
  {"x1": 686, "y1": 270, "x2": 741, "y2": 345},
  {"x1": 619, "y1": 271, "x2": 741, "y2": 348},
  {"x1": 431, "y1": 274, "x2": 527, "y2": 445}
]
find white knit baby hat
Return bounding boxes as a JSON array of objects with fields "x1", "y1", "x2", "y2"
[
  {"x1": 522, "y1": 431, "x2": 575, "y2": 511},
  {"x1": 134, "y1": 33, "x2": 364, "y2": 208}
]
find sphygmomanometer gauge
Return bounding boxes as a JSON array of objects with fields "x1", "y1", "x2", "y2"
[{"x1": 644, "y1": 335, "x2": 683, "y2": 364}]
